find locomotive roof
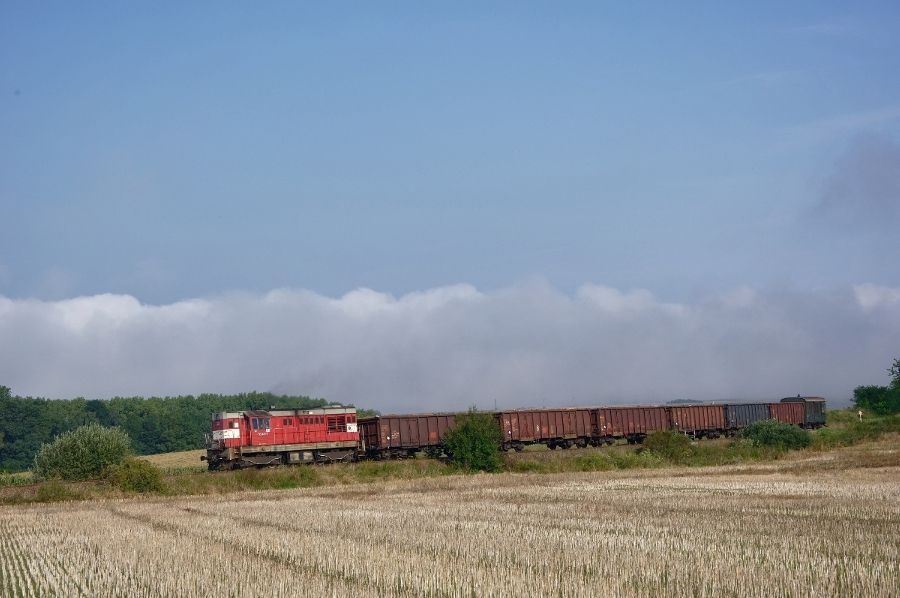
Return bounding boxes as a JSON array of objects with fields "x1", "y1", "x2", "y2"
[
  {"x1": 268, "y1": 407, "x2": 356, "y2": 416},
  {"x1": 211, "y1": 406, "x2": 356, "y2": 420}
]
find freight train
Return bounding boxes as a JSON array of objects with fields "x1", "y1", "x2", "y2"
[{"x1": 203, "y1": 396, "x2": 825, "y2": 470}]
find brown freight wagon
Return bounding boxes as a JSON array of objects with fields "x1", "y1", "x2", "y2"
[
  {"x1": 768, "y1": 402, "x2": 805, "y2": 426},
  {"x1": 496, "y1": 408, "x2": 594, "y2": 451},
  {"x1": 595, "y1": 406, "x2": 669, "y2": 443},
  {"x1": 668, "y1": 405, "x2": 727, "y2": 438},
  {"x1": 358, "y1": 413, "x2": 457, "y2": 459}
]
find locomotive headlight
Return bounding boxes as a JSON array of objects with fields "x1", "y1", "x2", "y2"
[{"x1": 231, "y1": 422, "x2": 239, "y2": 429}]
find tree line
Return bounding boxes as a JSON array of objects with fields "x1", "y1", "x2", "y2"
[{"x1": 0, "y1": 386, "x2": 372, "y2": 472}]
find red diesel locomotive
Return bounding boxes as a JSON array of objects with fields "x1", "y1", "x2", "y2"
[{"x1": 203, "y1": 406, "x2": 358, "y2": 470}]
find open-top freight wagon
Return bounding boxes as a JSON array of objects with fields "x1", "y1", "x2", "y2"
[
  {"x1": 595, "y1": 406, "x2": 670, "y2": 444},
  {"x1": 359, "y1": 413, "x2": 457, "y2": 459},
  {"x1": 668, "y1": 404, "x2": 727, "y2": 439},
  {"x1": 769, "y1": 401, "x2": 805, "y2": 426},
  {"x1": 496, "y1": 408, "x2": 594, "y2": 451}
]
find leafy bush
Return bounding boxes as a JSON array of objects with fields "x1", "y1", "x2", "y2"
[
  {"x1": 104, "y1": 458, "x2": 165, "y2": 493},
  {"x1": 33, "y1": 424, "x2": 132, "y2": 481},
  {"x1": 643, "y1": 430, "x2": 694, "y2": 463},
  {"x1": 741, "y1": 420, "x2": 811, "y2": 450},
  {"x1": 443, "y1": 408, "x2": 502, "y2": 472}
]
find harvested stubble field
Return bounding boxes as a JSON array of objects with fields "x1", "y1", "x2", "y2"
[{"x1": 1, "y1": 443, "x2": 898, "y2": 598}]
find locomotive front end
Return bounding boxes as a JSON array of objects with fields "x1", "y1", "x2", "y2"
[{"x1": 203, "y1": 411, "x2": 244, "y2": 470}]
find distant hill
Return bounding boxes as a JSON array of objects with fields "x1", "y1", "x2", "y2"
[{"x1": 666, "y1": 399, "x2": 705, "y2": 404}]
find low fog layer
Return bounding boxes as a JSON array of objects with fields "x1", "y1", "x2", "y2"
[{"x1": 1, "y1": 282, "x2": 898, "y2": 412}]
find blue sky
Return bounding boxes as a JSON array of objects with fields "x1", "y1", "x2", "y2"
[
  {"x1": 1, "y1": 4, "x2": 899, "y2": 406},
  {"x1": 3, "y1": 2, "x2": 899, "y2": 302}
]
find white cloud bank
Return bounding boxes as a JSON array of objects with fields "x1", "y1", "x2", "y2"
[{"x1": 1, "y1": 281, "x2": 898, "y2": 411}]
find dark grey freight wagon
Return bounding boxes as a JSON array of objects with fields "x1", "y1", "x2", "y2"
[{"x1": 724, "y1": 403, "x2": 769, "y2": 431}]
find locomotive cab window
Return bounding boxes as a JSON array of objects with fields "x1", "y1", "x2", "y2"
[{"x1": 283, "y1": 418, "x2": 292, "y2": 426}]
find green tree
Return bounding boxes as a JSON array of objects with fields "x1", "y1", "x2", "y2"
[
  {"x1": 443, "y1": 408, "x2": 502, "y2": 471},
  {"x1": 33, "y1": 424, "x2": 132, "y2": 480},
  {"x1": 889, "y1": 358, "x2": 900, "y2": 390},
  {"x1": 854, "y1": 385, "x2": 890, "y2": 415},
  {"x1": 853, "y1": 358, "x2": 900, "y2": 416}
]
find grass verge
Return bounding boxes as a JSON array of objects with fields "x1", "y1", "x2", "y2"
[{"x1": 813, "y1": 413, "x2": 900, "y2": 449}]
